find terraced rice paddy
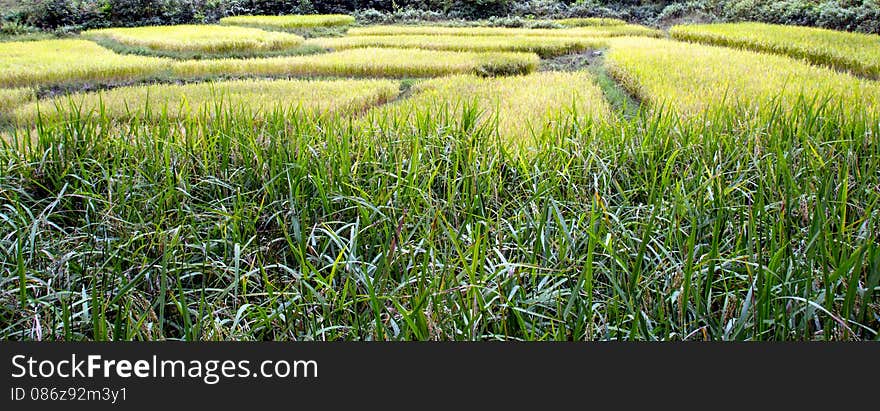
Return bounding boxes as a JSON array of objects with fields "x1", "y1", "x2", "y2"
[
  {"x1": 83, "y1": 24, "x2": 305, "y2": 54},
  {"x1": 605, "y1": 37, "x2": 880, "y2": 116},
  {"x1": 219, "y1": 14, "x2": 356, "y2": 30},
  {"x1": 307, "y1": 34, "x2": 606, "y2": 57},
  {"x1": 0, "y1": 39, "x2": 170, "y2": 87},
  {"x1": 670, "y1": 22, "x2": 880, "y2": 79},
  {"x1": 347, "y1": 25, "x2": 662, "y2": 38},
  {"x1": 171, "y1": 48, "x2": 539, "y2": 78},
  {"x1": 14, "y1": 79, "x2": 399, "y2": 122},
  {"x1": 362, "y1": 71, "x2": 611, "y2": 145},
  {"x1": 0, "y1": 88, "x2": 34, "y2": 114},
  {"x1": 555, "y1": 17, "x2": 627, "y2": 27},
  {"x1": 2, "y1": 18, "x2": 879, "y2": 342}
]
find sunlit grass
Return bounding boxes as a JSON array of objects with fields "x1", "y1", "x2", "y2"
[{"x1": 671, "y1": 22, "x2": 880, "y2": 79}]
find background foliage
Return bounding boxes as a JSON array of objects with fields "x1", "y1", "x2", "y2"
[{"x1": 2, "y1": 1, "x2": 879, "y2": 35}]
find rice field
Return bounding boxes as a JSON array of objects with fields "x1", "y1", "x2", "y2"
[
  {"x1": 82, "y1": 25, "x2": 305, "y2": 54},
  {"x1": 0, "y1": 88, "x2": 34, "y2": 114},
  {"x1": 172, "y1": 48, "x2": 539, "y2": 79},
  {"x1": 347, "y1": 25, "x2": 662, "y2": 38},
  {"x1": 307, "y1": 34, "x2": 607, "y2": 57},
  {"x1": 1, "y1": 21, "x2": 879, "y2": 342},
  {"x1": 219, "y1": 14, "x2": 356, "y2": 31},
  {"x1": 13, "y1": 78, "x2": 399, "y2": 123},
  {"x1": 555, "y1": 17, "x2": 627, "y2": 27},
  {"x1": 0, "y1": 39, "x2": 171, "y2": 87},
  {"x1": 605, "y1": 37, "x2": 880, "y2": 116},
  {"x1": 670, "y1": 22, "x2": 880, "y2": 79},
  {"x1": 361, "y1": 71, "x2": 611, "y2": 146}
]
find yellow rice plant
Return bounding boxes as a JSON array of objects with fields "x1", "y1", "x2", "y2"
[
  {"x1": 306, "y1": 35, "x2": 607, "y2": 57},
  {"x1": 14, "y1": 78, "x2": 399, "y2": 123},
  {"x1": 670, "y1": 22, "x2": 880, "y2": 79},
  {"x1": 555, "y1": 17, "x2": 627, "y2": 27},
  {"x1": 604, "y1": 37, "x2": 880, "y2": 117},
  {"x1": 82, "y1": 25, "x2": 305, "y2": 53},
  {"x1": 0, "y1": 39, "x2": 171, "y2": 88},
  {"x1": 219, "y1": 14, "x2": 356, "y2": 30},
  {"x1": 172, "y1": 48, "x2": 539, "y2": 78},
  {"x1": 0, "y1": 88, "x2": 35, "y2": 113},
  {"x1": 348, "y1": 24, "x2": 662, "y2": 38},
  {"x1": 361, "y1": 71, "x2": 612, "y2": 147}
]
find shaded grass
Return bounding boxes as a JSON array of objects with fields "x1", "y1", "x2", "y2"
[{"x1": 1, "y1": 98, "x2": 877, "y2": 341}]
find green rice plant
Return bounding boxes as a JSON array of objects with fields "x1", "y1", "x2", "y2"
[
  {"x1": 0, "y1": 39, "x2": 171, "y2": 88},
  {"x1": 172, "y1": 48, "x2": 540, "y2": 79},
  {"x1": 670, "y1": 22, "x2": 880, "y2": 79},
  {"x1": 0, "y1": 88, "x2": 34, "y2": 113},
  {"x1": 219, "y1": 14, "x2": 356, "y2": 31},
  {"x1": 82, "y1": 25, "x2": 305, "y2": 55},
  {"x1": 348, "y1": 24, "x2": 662, "y2": 38},
  {"x1": 361, "y1": 71, "x2": 611, "y2": 147},
  {"x1": 3, "y1": 95, "x2": 877, "y2": 341},
  {"x1": 605, "y1": 37, "x2": 880, "y2": 117},
  {"x1": 555, "y1": 17, "x2": 627, "y2": 27},
  {"x1": 14, "y1": 78, "x2": 399, "y2": 123},
  {"x1": 306, "y1": 34, "x2": 607, "y2": 57}
]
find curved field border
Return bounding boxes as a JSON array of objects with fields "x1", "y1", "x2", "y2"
[
  {"x1": 13, "y1": 78, "x2": 399, "y2": 124},
  {"x1": 219, "y1": 14, "x2": 356, "y2": 31},
  {"x1": 2, "y1": 40, "x2": 539, "y2": 89},
  {"x1": 604, "y1": 37, "x2": 880, "y2": 118},
  {"x1": 348, "y1": 25, "x2": 662, "y2": 38},
  {"x1": 670, "y1": 22, "x2": 880, "y2": 79},
  {"x1": 307, "y1": 35, "x2": 607, "y2": 58}
]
